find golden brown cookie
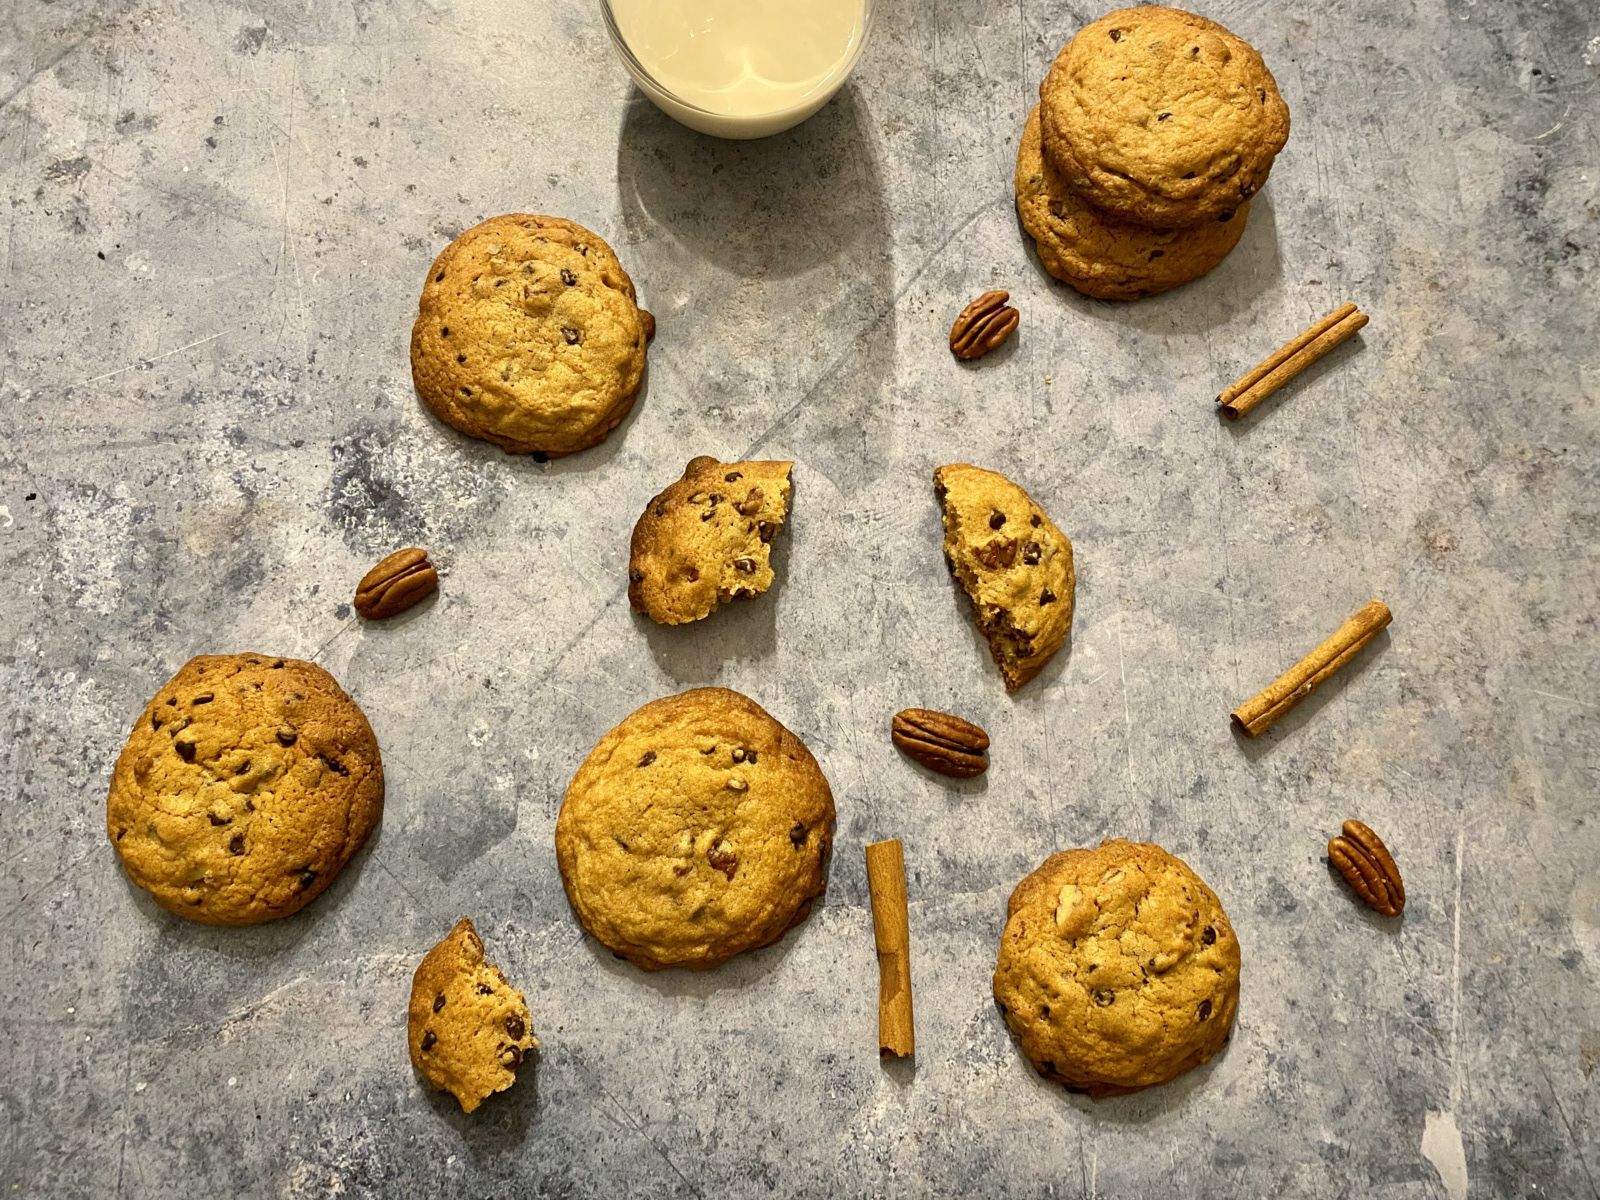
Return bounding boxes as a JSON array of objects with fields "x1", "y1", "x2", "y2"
[
  {"x1": 411, "y1": 213, "x2": 651, "y2": 457},
  {"x1": 993, "y1": 840, "x2": 1241, "y2": 1096},
  {"x1": 628, "y1": 456, "x2": 793, "y2": 625},
  {"x1": 934, "y1": 464, "x2": 1075, "y2": 692},
  {"x1": 407, "y1": 917, "x2": 538, "y2": 1113},
  {"x1": 106, "y1": 654, "x2": 383, "y2": 925},
  {"x1": 555, "y1": 688, "x2": 835, "y2": 971},
  {"x1": 1017, "y1": 106, "x2": 1248, "y2": 300},
  {"x1": 1039, "y1": 6, "x2": 1290, "y2": 228}
]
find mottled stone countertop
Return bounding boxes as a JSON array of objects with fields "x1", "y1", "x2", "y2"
[{"x1": 1, "y1": 1, "x2": 1596, "y2": 1197}]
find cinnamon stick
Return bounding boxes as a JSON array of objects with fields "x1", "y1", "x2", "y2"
[
  {"x1": 1231, "y1": 600, "x2": 1392, "y2": 736},
  {"x1": 865, "y1": 839, "x2": 914, "y2": 1058},
  {"x1": 1217, "y1": 303, "x2": 1369, "y2": 418}
]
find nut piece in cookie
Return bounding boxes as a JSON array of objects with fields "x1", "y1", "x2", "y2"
[
  {"x1": 933, "y1": 464, "x2": 1075, "y2": 692},
  {"x1": 1038, "y1": 6, "x2": 1291, "y2": 229},
  {"x1": 1016, "y1": 106, "x2": 1248, "y2": 301},
  {"x1": 408, "y1": 917, "x2": 539, "y2": 1113},
  {"x1": 628, "y1": 456, "x2": 794, "y2": 626},
  {"x1": 106, "y1": 654, "x2": 384, "y2": 925},
  {"x1": 555, "y1": 687, "x2": 835, "y2": 970},
  {"x1": 410, "y1": 213, "x2": 651, "y2": 457},
  {"x1": 993, "y1": 840, "x2": 1241, "y2": 1097}
]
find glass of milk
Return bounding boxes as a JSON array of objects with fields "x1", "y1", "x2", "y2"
[{"x1": 602, "y1": 0, "x2": 874, "y2": 139}]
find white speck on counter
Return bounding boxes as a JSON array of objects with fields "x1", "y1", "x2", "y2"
[{"x1": 228, "y1": 1077, "x2": 238, "y2": 1087}]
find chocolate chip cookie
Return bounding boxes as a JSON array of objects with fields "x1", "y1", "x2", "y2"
[
  {"x1": 106, "y1": 654, "x2": 383, "y2": 925},
  {"x1": 555, "y1": 688, "x2": 835, "y2": 971},
  {"x1": 1017, "y1": 106, "x2": 1248, "y2": 300},
  {"x1": 628, "y1": 456, "x2": 793, "y2": 625},
  {"x1": 994, "y1": 840, "x2": 1240, "y2": 1097},
  {"x1": 934, "y1": 464, "x2": 1075, "y2": 692},
  {"x1": 408, "y1": 917, "x2": 538, "y2": 1113},
  {"x1": 411, "y1": 213, "x2": 652, "y2": 457},
  {"x1": 1039, "y1": 6, "x2": 1290, "y2": 228}
]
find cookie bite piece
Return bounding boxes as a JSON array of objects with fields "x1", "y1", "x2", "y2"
[
  {"x1": 628, "y1": 456, "x2": 793, "y2": 625},
  {"x1": 1016, "y1": 106, "x2": 1248, "y2": 300},
  {"x1": 993, "y1": 840, "x2": 1240, "y2": 1096},
  {"x1": 1039, "y1": 6, "x2": 1290, "y2": 229},
  {"x1": 555, "y1": 688, "x2": 835, "y2": 971},
  {"x1": 407, "y1": 917, "x2": 538, "y2": 1113},
  {"x1": 411, "y1": 213, "x2": 653, "y2": 457},
  {"x1": 106, "y1": 654, "x2": 383, "y2": 925},
  {"x1": 933, "y1": 464, "x2": 1075, "y2": 692}
]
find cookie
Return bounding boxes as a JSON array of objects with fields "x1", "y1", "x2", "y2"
[
  {"x1": 993, "y1": 840, "x2": 1241, "y2": 1096},
  {"x1": 933, "y1": 464, "x2": 1075, "y2": 692},
  {"x1": 106, "y1": 654, "x2": 383, "y2": 925},
  {"x1": 628, "y1": 456, "x2": 794, "y2": 625},
  {"x1": 411, "y1": 213, "x2": 652, "y2": 457},
  {"x1": 555, "y1": 688, "x2": 835, "y2": 971},
  {"x1": 1039, "y1": 6, "x2": 1290, "y2": 228},
  {"x1": 1016, "y1": 106, "x2": 1248, "y2": 300},
  {"x1": 408, "y1": 917, "x2": 538, "y2": 1113}
]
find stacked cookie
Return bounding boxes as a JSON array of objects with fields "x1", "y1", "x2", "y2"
[{"x1": 1018, "y1": 6, "x2": 1290, "y2": 300}]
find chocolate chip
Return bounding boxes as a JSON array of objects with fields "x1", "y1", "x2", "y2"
[
  {"x1": 733, "y1": 558, "x2": 756, "y2": 573},
  {"x1": 724, "y1": 471, "x2": 742, "y2": 482},
  {"x1": 435, "y1": 273, "x2": 445, "y2": 283},
  {"x1": 1197, "y1": 999, "x2": 1213, "y2": 1021},
  {"x1": 560, "y1": 268, "x2": 576, "y2": 286},
  {"x1": 654, "y1": 503, "x2": 666, "y2": 517},
  {"x1": 1148, "y1": 249, "x2": 1166, "y2": 261},
  {"x1": 560, "y1": 326, "x2": 581, "y2": 345},
  {"x1": 790, "y1": 821, "x2": 806, "y2": 847},
  {"x1": 276, "y1": 727, "x2": 297, "y2": 746},
  {"x1": 477, "y1": 983, "x2": 493, "y2": 995},
  {"x1": 1158, "y1": 112, "x2": 1171, "y2": 121},
  {"x1": 1109, "y1": 28, "x2": 1122, "y2": 40},
  {"x1": 637, "y1": 751, "x2": 656, "y2": 767},
  {"x1": 456, "y1": 354, "x2": 466, "y2": 363},
  {"x1": 1022, "y1": 541, "x2": 1041, "y2": 565},
  {"x1": 686, "y1": 566, "x2": 700, "y2": 582},
  {"x1": 628, "y1": 568, "x2": 644, "y2": 583},
  {"x1": 499, "y1": 1046, "x2": 523, "y2": 1068},
  {"x1": 294, "y1": 868, "x2": 317, "y2": 891},
  {"x1": 208, "y1": 812, "x2": 231, "y2": 826},
  {"x1": 576, "y1": 243, "x2": 588, "y2": 256},
  {"x1": 228, "y1": 834, "x2": 245, "y2": 855},
  {"x1": 700, "y1": 509, "x2": 714, "y2": 522},
  {"x1": 420, "y1": 1030, "x2": 436, "y2": 1051},
  {"x1": 235, "y1": 760, "x2": 251, "y2": 776},
  {"x1": 151, "y1": 715, "x2": 162, "y2": 730},
  {"x1": 745, "y1": 750, "x2": 757, "y2": 764},
  {"x1": 433, "y1": 993, "x2": 446, "y2": 1012},
  {"x1": 1040, "y1": 589, "x2": 1057, "y2": 606},
  {"x1": 176, "y1": 740, "x2": 197, "y2": 762},
  {"x1": 319, "y1": 754, "x2": 348, "y2": 776},
  {"x1": 1093, "y1": 990, "x2": 1115, "y2": 1007},
  {"x1": 1189, "y1": 45, "x2": 1199, "y2": 57},
  {"x1": 731, "y1": 748, "x2": 746, "y2": 763},
  {"x1": 505, "y1": 1014, "x2": 526, "y2": 1040},
  {"x1": 1040, "y1": 1004, "x2": 1051, "y2": 1019},
  {"x1": 192, "y1": 692, "x2": 214, "y2": 705},
  {"x1": 989, "y1": 511, "x2": 1006, "y2": 529},
  {"x1": 1030, "y1": 514, "x2": 1041, "y2": 527},
  {"x1": 440, "y1": 326, "x2": 450, "y2": 337},
  {"x1": 758, "y1": 521, "x2": 776, "y2": 543},
  {"x1": 1202, "y1": 925, "x2": 1216, "y2": 945}
]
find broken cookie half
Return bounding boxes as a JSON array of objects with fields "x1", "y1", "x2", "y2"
[
  {"x1": 407, "y1": 917, "x2": 538, "y2": 1113},
  {"x1": 628, "y1": 455, "x2": 793, "y2": 625},
  {"x1": 934, "y1": 464, "x2": 1075, "y2": 692}
]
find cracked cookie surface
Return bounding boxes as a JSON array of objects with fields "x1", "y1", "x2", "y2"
[
  {"x1": 411, "y1": 213, "x2": 650, "y2": 457},
  {"x1": 935, "y1": 464, "x2": 1075, "y2": 692},
  {"x1": 107, "y1": 654, "x2": 383, "y2": 925},
  {"x1": 555, "y1": 688, "x2": 835, "y2": 971},
  {"x1": 628, "y1": 455, "x2": 793, "y2": 625},
  {"x1": 1039, "y1": 6, "x2": 1289, "y2": 228},
  {"x1": 408, "y1": 917, "x2": 538, "y2": 1114},
  {"x1": 1017, "y1": 106, "x2": 1248, "y2": 300},
  {"x1": 993, "y1": 840, "x2": 1241, "y2": 1097}
]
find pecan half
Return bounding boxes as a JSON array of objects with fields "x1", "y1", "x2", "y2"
[
  {"x1": 1328, "y1": 819, "x2": 1405, "y2": 917},
  {"x1": 354, "y1": 547, "x2": 439, "y2": 620},
  {"x1": 891, "y1": 708, "x2": 990, "y2": 778},
  {"x1": 949, "y1": 290, "x2": 1020, "y2": 361}
]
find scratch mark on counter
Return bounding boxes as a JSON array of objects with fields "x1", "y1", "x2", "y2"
[{"x1": 78, "y1": 332, "x2": 225, "y2": 385}]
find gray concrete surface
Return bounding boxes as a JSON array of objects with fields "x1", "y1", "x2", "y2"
[{"x1": 2, "y1": 0, "x2": 1597, "y2": 1196}]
